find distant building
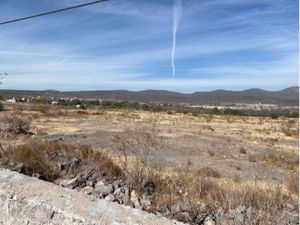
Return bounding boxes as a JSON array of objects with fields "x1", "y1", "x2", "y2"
[{"x1": 6, "y1": 97, "x2": 16, "y2": 103}]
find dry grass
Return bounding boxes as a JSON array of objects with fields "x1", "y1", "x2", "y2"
[
  {"x1": 286, "y1": 173, "x2": 299, "y2": 195},
  {"x1": 0, "y1": 115, "x2": 31, "y2": 135},
  {"x1": 263, "y1": 152, "x2": 298, "y2": 171},
  {"x1": 196, "y1": 167, "x2": 221, "y2": 178},
  {"x1": 281, "y1": 122, "x2": 299, "y2": 137},
  {"x1": 31, "y1": 104, "x2": 52, "y2": 114},
  {"x1": 113, "y1": 121, "x2": 296, "y2": 223},
  {"x1": 0, "y1": 141, "x2": 122, "y2": 181},
  {"x1": 143, "y1": 169, "x2": 293, "y2": 222}
]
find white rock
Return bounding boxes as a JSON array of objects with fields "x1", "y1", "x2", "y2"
[{"x1": 0, "y1": 169, "x2": 185, "y2": 225}]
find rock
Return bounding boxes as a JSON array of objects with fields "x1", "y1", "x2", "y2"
[
  {"x1": 213, "y1": 207, "x2": 224, "y2": 218},
  {"x1": 121, "y1": 194, "x2": 130, "y2": 205},
  {"x1": 175, "y1": 212, "x2": 190, "y2": 223},
  {"x1": 287, "y1": 203, "x2": 296, "y2": 211},
  {"x1": 81, "y1": 186, "x2": 93, "y2": 195},
  {"x1": 86, "y1": 180, "x2": 94, "y2": 187},
  {"x1": 104, "y1": 194, "x2": 115, "y2": 202},
  {"x1": 195, "y1": 212, "x2": 209, "y2": 224},
  {"x1": 170, "y1": 203, "x2": 189, "y2": 214},
  {"x1": 59, "y1": 175, "x2": 82, "y2": 189},
  {"x1": 228, "y1": 205, "x2": 246, "y2": 225},
  {"x1": 143, "y1": 181, "x2": 156, "y2": 195},
  {"x1": 114, "y1": 186, "x2": 129, "y2": 200},
  {"x1": 13, "y1": 162, "x2": 24, "y2": 172},
  {"x1": 93, "y1": 184, "x2": 113, "y2": 197},
  {"x1": 112, "y1": 180, "x2": 123, "y2": 190},
  {"x1": 286, "y1": 212, "x2": 299, "y2": 224},
  {"x1": 141, "y1": 199, "x2": 152, "y2": 210},
  {"x1": 32, "y1": 173, "x2": 41, "y2": 178},
  {"x1": 171, "y1": 204, "x2": 181, "y2": 214},
  {"x1": 94, "y1": 180, "x2": 105, "y2": 188},
  {"x1": 246, "y1": 207, "x2": 253, "y2": 219},
  {"x1": 204, "y1": 216, "x2": 215, "y2": 225},
  {"x1": 114, "y1": 187, "x2": 125, "y2": 202},
  {"x1": 235, "y1": 205, "x2": 246, "y2": 224},
  {"x1": 0, "y1": 169, "x2": 184, "y2": 225},
  {"x1": 130, "y1": 190, "x2": 141, "y2": 209}
]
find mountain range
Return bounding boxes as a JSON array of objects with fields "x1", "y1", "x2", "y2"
[{"x1": 0, "y1": 87, "x2": 298, "y2": 105}]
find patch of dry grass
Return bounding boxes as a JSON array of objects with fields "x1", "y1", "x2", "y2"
[
  {"x1": 286, "y1": 173, "x2": 299, "y2": 195},
  {"x1": 0, "y1": 141, "x2": 122, "y2": 181},
  {"x1": 0, "y1": 115, "x2": 31, "y2": 135},
  {"x1": 142, "y1": 169, "x2": 293, "y2": 221},
  {"x1": 196, "y1": 167, "x2": 221, "y2": 178},
  {"x1": 263, "y1": 152, "x2": 298, "y2": 171},
  {"x1": 113, "y1": 121, "x2": 296, "y2": 223}
]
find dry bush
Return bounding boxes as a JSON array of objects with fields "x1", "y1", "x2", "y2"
[
  {"x1": 248, "y1": 154, "x2": 257, "y2": 163},
  {"x1": 29, "y1": 104, "x2": 71, "y2": 117},
  {"x1": 0, "y1": 141, "x2": 121, "y2": 182},
  {"x1": 197, "y1": 167, "x2": 221, "y2": 178},
  {"x1": 31, "y1": 104, "x2": 51, "y2": 114},
  {"x1": 281, "y1": 123, "x2": 299, "y2": 137},
  {"x1": 263, "y1": 152, "x2": 298, "y2": 171},
  {"x1": 113, "y1": 121, "x2": 163, "y2": 192},
  {"x1": 239, "y1": 147, "x2": 247, "y2": 154},
  {"x1": 208, "y1": 150, "x2": 215, "y2": 157},
  {"x1": 286, "y1": 173, "x2": 299, "y2": 195},
  {"x1": 0, "y1": 116, "x2": 31, "y2": 135}
]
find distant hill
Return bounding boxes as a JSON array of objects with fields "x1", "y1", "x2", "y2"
[{"x1": 0, "y1": 87, "x2": 298, "y2": 105}]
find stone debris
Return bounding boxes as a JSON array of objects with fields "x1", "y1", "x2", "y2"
[{"x1": 0, "y1": 169, "x2": 183, "y2": 225}]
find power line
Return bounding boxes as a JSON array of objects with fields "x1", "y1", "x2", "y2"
[{"x1": 0, "y1": 0, "x2": 109, "y2": 26}]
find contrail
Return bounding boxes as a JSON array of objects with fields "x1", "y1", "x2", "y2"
[{"x1": 172, "y1": 0, "x2": 182, "y2": 77}]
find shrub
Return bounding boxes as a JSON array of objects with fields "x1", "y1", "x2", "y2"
[
  {"x1": 290, "y1": 112, "x2": 299, "y2": 118},
  {"x1": 239, "y1": 147, "x2": 247, "y2": 154},
  {"x1": 270, "y1": 113, "x2": 279, "y2": 119},
  {"x1": 113, "y1": 122, "x2": 163, "y2": 192},
  {"x1": 224, "y1": 108, "x2": 245, "y2": 116},
  {"x1": 0, "y1": 102, "x2": 3, "y2": 111},
  {"x1": 211, "y1": 107, "x2": 221, "y2": 115},
  {"x1": 208, "y1": 150, "x2": 215, "y2": 157},
  {"x1": 248, "y1": 154, "x2": 257, "y2": 163}
]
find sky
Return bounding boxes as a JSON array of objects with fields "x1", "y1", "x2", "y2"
[{"x1": 0, "y1": 0, "x2": 298, "y2": 93}]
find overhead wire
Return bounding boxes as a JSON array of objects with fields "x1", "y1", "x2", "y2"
[{"x1": 0, "y1": 0, "x2": 109, "y2": 26}]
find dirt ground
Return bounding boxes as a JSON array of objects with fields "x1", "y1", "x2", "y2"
[{"x1": 2, "y1": 103, "x2": 298, "y2": 192}]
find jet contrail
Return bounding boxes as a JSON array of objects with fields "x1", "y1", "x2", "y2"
[{"x1": 172, "y1": 0, "x2": 182, "y2": 77}]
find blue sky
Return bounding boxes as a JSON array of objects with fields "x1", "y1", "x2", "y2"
[{"x1": 0, "y1": 0, "x2": 298, "y2": 92}]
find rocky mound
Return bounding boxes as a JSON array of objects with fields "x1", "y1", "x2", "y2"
[{"x1": 0, "y1": 169, "x2": 184, "y2": 225}]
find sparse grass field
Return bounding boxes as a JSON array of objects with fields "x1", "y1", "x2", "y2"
[{"x1": 0, "y1": 102, "x2": 299, "y2": 224}]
